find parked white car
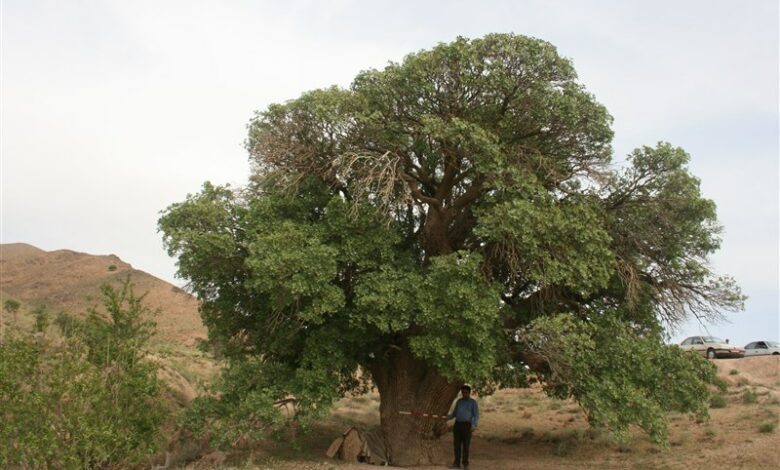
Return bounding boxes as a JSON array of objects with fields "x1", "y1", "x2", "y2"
[
  {"x1": 743, "y1": 341, "x2": 780, "y2": 356},
  {"x1": 679, "y1": 336, "x2": 745, "y2": 359}
]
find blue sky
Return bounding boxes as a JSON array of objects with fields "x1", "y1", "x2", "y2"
[{"x1": 2, "y1": 0, "x2": 777, "y2": 346}]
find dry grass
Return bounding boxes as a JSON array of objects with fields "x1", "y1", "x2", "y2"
[{"x1": 209, "y1": 356, "x2": 780, "y2": 470}]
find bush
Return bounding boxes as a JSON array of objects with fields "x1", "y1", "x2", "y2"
[
  {"x1": 743, "y1": 389, "x2": 759, "y2": 404},
  {"x1": 0, "y1": 278, "x2": 168, "y2": 469},
  {"x1": 195, "y1": 337, "x2": 211, "y2": 354},
  {"x1": 758, "y1": 421, "x2": 777, "y2": 433},
  {"x1": 729, "y1": 369, "x2": 739, "y2": 375},
  {"x1": 713, "y1": 376, "x2": 729, "y2": 392},
  {"x1": 54, "y1": 311, "x2": 80, "y2": 338},
  {"x1": 709, "y1": 394, "x2": 728, "y2": 409},
  {"x1": 32, "y1": 305, "x2": 49, "y2": 333},
  {"x1": 3, "y1": 299, "x2": 20, "y2": 316}
]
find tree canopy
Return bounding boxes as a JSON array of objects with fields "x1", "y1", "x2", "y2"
[{"x1": 159, "y1": 34, "x2": 743, "y2": 465}]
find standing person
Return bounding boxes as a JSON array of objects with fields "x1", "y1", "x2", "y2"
[{"x1": 447, "y1": 385, "x2": 479, "y2": 469}]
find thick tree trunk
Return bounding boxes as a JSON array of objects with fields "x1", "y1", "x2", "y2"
[
  {"x1": 421, "y1": 207, "x2": 453, "y2": 258},
  {"x1": 370, "y1": 345, "x2": 462, "y2": 467}
]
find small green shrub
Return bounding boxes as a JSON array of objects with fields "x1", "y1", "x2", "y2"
[
  {"x1": 0, "y1": 278, "x2": 167, "y2": 468},
  {"x1": 709, "y1": 394, "x2": 728, "y2": 409},
  {"x1": 53, "y1": 311, "x2": 80, "y2": 337},
  {"x1": 729, "y1": 369, "x2": 739, "y2": 375},
  {"x1": 758, "y1": 421, "x2": 776, "y2": 433},
  {"x1": 713, "y1": 376, "x2": 729, "y2": 392},
  {"x1": 32, "y1": 305, "x2": 49, "y2": 333},
  {"x1": 743, "y1": 389, "x2": 759, "y2": 404},
  {"x1": 108, "y1": 264, "x2": 118, "y2": 271},
  {"x1": 195, "y1": 337, "x2": 212, "y2": 355},
  {"x1": 3, "y1": 299, "x2": 20, "y2": 316}
]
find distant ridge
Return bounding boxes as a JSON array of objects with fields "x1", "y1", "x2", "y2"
[{"x1": 0, "y1": 243, "x2": 205, "y2": 346}]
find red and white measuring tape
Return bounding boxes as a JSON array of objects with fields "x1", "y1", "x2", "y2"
[{"x1": 398, "y1": 411, "x2": 448, "y2": 419}]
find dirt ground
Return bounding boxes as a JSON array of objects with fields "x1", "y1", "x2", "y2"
[
  {"x1": 4, "y1": 243, "x2": 777, "y2": 469},
  {"x1": 196, "y1": 356, "x2": 779, "y2": 470}
]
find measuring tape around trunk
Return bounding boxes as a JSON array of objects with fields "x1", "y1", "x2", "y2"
[{"x1": 398, "y1": 410, "x2": 448, "y2": 419}]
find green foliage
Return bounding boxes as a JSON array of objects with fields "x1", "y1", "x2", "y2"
[
  {"x1": 195, "y1": 337, "x2": 211, "y2": 354},
  {"x1": 32, "y1": 305, "x2": 49, "y2": 333},
  {"x1": 742, "y1": 389, "x2": 759, "y2": 404},
  {"x1": 82, "y1": 280, "x2": 157, "y2": 370},
  {"x1": 758, "y1": 421, "x2": 777, "y2": 433},
  {"x1": 709, "y1": 394, "x2": 728, "y2": 409},
  {"x1": 713, "y1": 376, "x2": 729, "y2": 392},
  {"x1": 54, "y1": 311, "x2": 80, "y2": 338},
  {"x1": 0, "y1": 278, "x2": 167, "y2": 469},
  {"x1": 182, "y1": 360, "x2": 292, "y2": 448},
  {"x1": 3, "y1": 299, "x2": 20, "y2": 315},
  {"x1": 605, "y1": 143, "x2": 745, "y2": 323},
  {"x1": 521, "y1": 314, "x2": 717, "y2": 443},
  {"x1": 406, "y1": 253, "x2": 504, "y2": 383},
  {"x1": 159, "y1": 33, "x2": 743, "y2": 452}
]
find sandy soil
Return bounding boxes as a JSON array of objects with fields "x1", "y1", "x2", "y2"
[{"x1": 201, "y1": 356, "x2": 780, "y2": 470}]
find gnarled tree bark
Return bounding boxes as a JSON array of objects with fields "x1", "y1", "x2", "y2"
[{"x1": 369, "y1": 344, "x2": 462, "y2": 466}]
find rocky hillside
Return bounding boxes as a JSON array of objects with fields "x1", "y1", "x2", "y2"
[{"x1": 0, "y1": 243, "x2": 205, "y2": 346}]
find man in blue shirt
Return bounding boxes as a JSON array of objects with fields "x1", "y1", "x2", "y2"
[{"x1": 447, "y1": 384, "x2": 479, "y2": 469}]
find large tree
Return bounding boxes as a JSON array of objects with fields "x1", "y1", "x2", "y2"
[{"x1": 159, "y1": 34, "x2": 743, "y2": 466}]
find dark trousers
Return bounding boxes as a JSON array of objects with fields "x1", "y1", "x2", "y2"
[{"x1": 453, "y1": 421, "x2": 472, "y2": 466}]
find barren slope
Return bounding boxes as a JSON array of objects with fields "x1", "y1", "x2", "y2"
[{"x1": 0, "y1": 243, "x2": 205, "y2": 346}]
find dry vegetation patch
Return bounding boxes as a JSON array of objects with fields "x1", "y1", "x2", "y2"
[{"x1": 215, "y1": 357, "x2": 780, "y2": 470}]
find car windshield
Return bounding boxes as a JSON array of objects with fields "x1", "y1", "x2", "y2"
[{"x1": 703, "y1": 336, "x2": 725, "y2": 343}]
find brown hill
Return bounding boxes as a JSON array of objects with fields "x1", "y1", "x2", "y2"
[{"x1": 0, "y1": 243, "x2": 205, "y2": 346}]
